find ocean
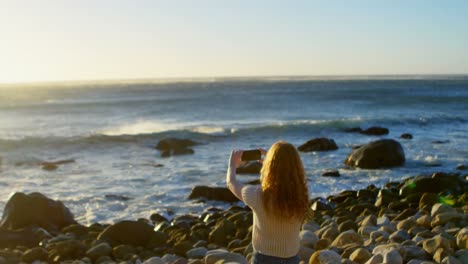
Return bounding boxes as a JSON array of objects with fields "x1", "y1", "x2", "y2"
[{"x1": 0, "y1": 77, "x2": 467, "y2": 225}]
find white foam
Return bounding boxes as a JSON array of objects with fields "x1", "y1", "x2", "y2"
[{"x1": 100, "y1": 120, "x2": 178, "y2": 136}]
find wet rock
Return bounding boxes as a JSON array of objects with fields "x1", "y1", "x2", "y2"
[
  {"x1": 331, "y1": 230, "x2": 362, "y2": 248},
  {"x1": 298, "y1": 138, "x2": 338, "y2": 152},
  {"x1": 403, "y1": 245, "x2": 428, "y2": 261},
  {"x1": 434, "y1": 248, "x2": 451, "y2": 264},
  {"x1": 86, "y1": 242, "x2": 112, "y2": 261},
  {"x1": 419, "y1": 193, "x2": 439, "y2": 210},
  {"x1": 432, "y1": 212, "x2": 464, "y2": 227},
  {"x1": 236, "y1": 161, "x2": 262, "y2": 174},
  {"x1": 372, "y1": 243, "x2": 402, "y2": 256},
  {"x1": 40, "y1": 159, "x2": 75, "y2": 171},
  {"x1": 432, "y1": 140, "x2": 450, "y2": 144},
  {"x1": 400, "y1": 173, "x2": 463, "y2": 198},
  {"x1": 0, "y1": 192, "x2": 76, "y2": 233},
  {"x1": 455, "y1": 249, "x2": 468, "y2": 263},
  {"x1": 401, "y1": 133, "x2": 413, "y2": 139},
  {"x1": 208, "y1": 219, "x2": 236, "y2": 245},
  {"x1": 360, "y1": 126, "x2": 389, "y2": 136},
  {"x1": 389, "y1": 229, "x2": 411, "y2": 243},
  {"x1": 186, "y1": 247, "x2": 207, "y2": 259},
  {"x1": 204, "y1": 249, "x2": 248, "y2": 264},
  {"x1": 188, "y1": 186, "x2": 239, "y2": 203},
  {"x1": 300, "y1": 230, "x2": 319, "y2": 248},
  {"x1": 431, "y1": 203, "x2": 457, "y2": 218},
  {"x1": 456, "y1": 228, "x2": 468, "y2": 250},
  {"x1": 423, "y1": 236, "x2": 453, "y2": 255},
  {"x1": 442, "y1": 256, "x2": 462, "y2": 264},
  {"x1": 349, "y1": 248, "x2": 371, "y2": 264},
  {"x1": 22, "y1": 247, "x2": 48, "y2": 262},
  {"x1": 143, "y1": 257, "x2": 165, "y2": 264},
  {"x1": 322, "y1": 170, "x2": 340, "y2": 177},
  {"x1": 314, "y1": 238, "x2": 331, "y2": 251},
  {"x1": 113, "y1": 244, "x2": 136, "y2": 260},
  {"x1": 150, "y1": 213, "x2": 168, "y2": 223},
  {"x1": 97, "y1": 220, "x2": 167, "y2": 247},
  {"x1": 309, "y1": 250, "x2": 341, "y2": 264},
  {"x1": 364, "y1": 254, "x2": 383, "y2": 264},
  {"x1": 344, "y1": 139, "x2": 405, "y2": 169},
  {"x1": 456, "y1": 164, "x2": 467, "y2": 170},
  {"x1": 156, "y1": 138, "x2": 198, "y2": 157},
  {"x1": 0, "y1": 228, "x2": 42, "y2": 248},
  {"x1": 383, "y1": 248, "x2": 403, "y2": 264}
]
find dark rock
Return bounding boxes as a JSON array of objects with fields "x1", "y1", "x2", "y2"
[
  {"x1": 236, "y1": 161, "x2": 262, "y2": 174},
  {"x1": 344, "y1": 127, "x2": 363, "y2": 133},
  {"x1": 344, "y1": 139, "x2": 405, "y2": 169},
  {"x1": 112, "y1": 244, "x2": 136, "y2": 260},
  {"x1": 150, "y1": 213, "x2": 168, "y2": 223},
  {"x1": 0, "y1": 192, "x2": 76, "y2": 234},
  {"x1": 104, "y1": 194, "x2": 131, "y2": 201},
  {"x1": 0, "y1": 228, "x2": 42, "y2": 248},
  {"x1": 400, "y1": 133, "x2": 413, "y2": 139},
  {"x1": 41, "y1": 163, "x2": 58, "y2": 171},
  {"x1": 457, "y1": 164, "x2": 467, "y2": 170},
  {"x1": 40, "y1": 159, "x2": 75, "y2": 171},
  {"x1": 48, "y1": 239, "x2": 86, "y2": 261},
  {"x1": 338, "y1": 220, "x2": 358, "y2": 233},
  {"x1": 375, "y1": 189, "x2": 398, "y2": 208},
  {"x1": 97, "y1": 220, "x2": 167, "y2": 247},
  {"x1": 432, "y1": 140, "x2": 450, "y2": 144},
  {"x1": 156, "y1": 138, "x2": 198, "y2": 157},
  {"x1": 399, "y1": 173, "x2": 464, "y2": 197},
  {"x1": 298, "y1": 138, "x2": 338, "y2": 152},
  {"x1": 156, "y1": 138, "x2": 197, "y2": 151},
  {"x1": 173, "y1": 148, "x2": 194, "y2": 155},
  {"x1": 209, "y1": 219, "x2": 236, "y2": 245},
  {"x1": 62, "y1": 224, "x2": 88, "y2": 237},
  {"x1": 360, "y1": 127, "x2": 389, "y2": 136},
  {"x1": 22, "y1": 247, "x2": 48, "y2": 262},
  {"x1": 322, "y1": 170, "x2": 340, "y2": 177},
  {"x1": 86, "y1": 242, "x2": 112, "y2": 261},
  {"x1": 188, "y1": 186, "x2": 239, "y2": 203}
]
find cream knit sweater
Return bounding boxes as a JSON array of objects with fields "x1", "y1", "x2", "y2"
[{"x1": 227, "y1": 167, "x2": 302, "y2": 258}]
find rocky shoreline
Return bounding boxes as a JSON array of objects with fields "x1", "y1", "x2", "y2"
[{"x1": 0, "y1": 171, "x2": 466, "y2": 264}]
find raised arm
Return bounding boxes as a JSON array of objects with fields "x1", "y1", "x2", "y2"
[{"x1": 226, "y1": 150, "x2": 245, "y2": 201}]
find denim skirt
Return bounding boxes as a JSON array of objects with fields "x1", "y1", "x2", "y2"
[{"x1": 251, "y1": 252, "x2": 300, "y2": 264}]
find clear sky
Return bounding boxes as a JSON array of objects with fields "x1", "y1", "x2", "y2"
[{"x1": 0, "y1": 0, "x2": 467, "y2": 84}]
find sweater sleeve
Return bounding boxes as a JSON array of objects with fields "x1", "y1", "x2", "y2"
[
  {"x1": 241, "y1": 185, "x2": 260, "y2": 210},
  {"x1": 226, "y1": 165, "x2": 244, "y2": 201}
]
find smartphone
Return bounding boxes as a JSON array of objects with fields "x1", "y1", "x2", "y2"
[{"x1": 241, "y1": 149, "x2": 261, "y2": 161}]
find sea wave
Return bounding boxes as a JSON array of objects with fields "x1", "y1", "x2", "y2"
[{"x1": 0, "y1": 115, "x2": 465, "y2": 150}]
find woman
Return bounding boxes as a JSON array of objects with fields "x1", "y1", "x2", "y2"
[{"x1": 227, "y1": 141, "x2": 309, "y2": 264}]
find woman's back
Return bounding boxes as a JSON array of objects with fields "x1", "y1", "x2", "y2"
[{"x1": 242, "y1": 185, "x2": 302, "y2": 257}]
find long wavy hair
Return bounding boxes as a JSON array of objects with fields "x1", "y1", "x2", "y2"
[{"x1": 260, "y1": 141, "x2": 309, "y2": 219}]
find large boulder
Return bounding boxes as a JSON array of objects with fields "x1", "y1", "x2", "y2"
[
  {"x1": 188, "y1": 186, "x2": 239, "y2": 203},
  {"x1": 0, "y1": 192, "x2": 76, "y2": 233},
  {"x1": 298, "y1": 138, "x2": 338, "y2": 152},
  {"x1": 344, "y1": 139, "x2": 405, "y2": 169},
  {"x1": 155, "y1": 138, "x2": 198, "y2": 157},
  {"x1": 399, "y1": 172, "x2": 465, "y2": 198},
  {"x1": 97, "y1": 221, "x2": 167, "y2": 247}
]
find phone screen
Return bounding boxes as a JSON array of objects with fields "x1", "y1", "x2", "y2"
[{"x1": 241, "y1": 150, "x2": 261, "y2": 161}]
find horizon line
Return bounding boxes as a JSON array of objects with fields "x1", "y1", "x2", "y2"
[{"x1": 1, "y1": 73, "x2": 468, "y2": 87}]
